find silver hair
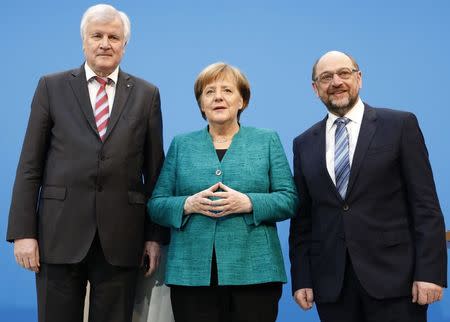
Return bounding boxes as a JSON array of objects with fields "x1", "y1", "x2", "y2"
[{"x1": 80, "y1": 4, "x2": 131, "y2": 44}]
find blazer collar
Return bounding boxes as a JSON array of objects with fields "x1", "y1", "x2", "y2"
[
  {"x1": 202, "y1": 125, "x2": 244, "y2": 163},
  {"x1": 346, "y1": 103, "x2": 377, "y2": 198},
  {"x1": 313, "y1": 116, "x2": 344, "y2": 201},
  {"x1": 69, "y1": 65, "x2": 134, "y2": 142},
  {"x1": 69, "y1": 65, "x2": 98, "y2": 136},
  {"x1": 103, "y1": 69, "x2": 133, "y2": 142}
]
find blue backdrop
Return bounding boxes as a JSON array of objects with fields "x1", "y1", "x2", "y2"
[{"x1": 1, "y1": 1, "x2": 449, "y2": 321}]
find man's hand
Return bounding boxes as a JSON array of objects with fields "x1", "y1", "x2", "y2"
[
  {"x1": 412, "y1": 281, "x2": 443, "y2": 305},
  {"x1": 294, "y1": 288, "x2": 314, "y2": 310},
  {"x1": 14, "y1": 238, "x2": 40, "y2": 273},
  {"x1": 142, "y1": 241, "x2": 161, "y2": 277}
]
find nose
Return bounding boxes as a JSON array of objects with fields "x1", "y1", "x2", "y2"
[
  {"x1": 331, "y1": 73, "x2": 344, "y2": 86},
  {"x1": 213, "y1": 90, "x2": 223, "y2": 101},
  {"x1": 99, "y1": 36, "x2": 111, "y2": 49}
]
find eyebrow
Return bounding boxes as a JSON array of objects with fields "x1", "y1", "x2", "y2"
[{"x1": 319, "y1": 67, "x2": 354, "y2": 74}]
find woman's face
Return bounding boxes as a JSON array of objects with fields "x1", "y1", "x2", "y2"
[{"x1": 200, "y1": 76, "x2": 243, "y2": 126}]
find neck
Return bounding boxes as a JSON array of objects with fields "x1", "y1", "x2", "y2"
[
  {"x1": 209, "y1": 122, "x2": 240, "y2": 146},
  {"x1": 209, "y1": 122, "x2": 239, "y2": 137},
  {"x1": 87, "y1": 62, "x2": 114, "y2": 78}
]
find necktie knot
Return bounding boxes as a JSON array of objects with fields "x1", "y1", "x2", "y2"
[
  {"x1": 94, "y1": 76, "x2": 109, "y2": 87},
  {"x1": 335, "y1": 117, "x2": 350, "y2": 127}
]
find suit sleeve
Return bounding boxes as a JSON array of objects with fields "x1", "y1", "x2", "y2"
[
  {"x1": 244, "y1": 132, "x2": 299, "y2": 226},
  {"x1": 289, "y1": 137, "x2": 314, "y2": 294},
  {"x1": 400, "y1": 113, "x2": 447, "y2": 287},
  {"x1": 148, "y1": 137, "x2": 190, "y2": 229},
  {"x1": 143, "y1": 87, "x2": 170, "y2": 243},
  {"x1": 7, "y1": 77, "x2": 52, "y2": 242}
]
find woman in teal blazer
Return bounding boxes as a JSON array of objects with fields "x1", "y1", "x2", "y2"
[{"x1": 148, "y1": 62, "x2": 298, "y2": 322}]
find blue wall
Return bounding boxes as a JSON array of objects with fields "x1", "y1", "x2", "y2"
[{"x1": 1, "y1": 1, "x2": 449, "y2": 321}]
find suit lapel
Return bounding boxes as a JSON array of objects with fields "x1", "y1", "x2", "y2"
[
  {"x1": 346, "y1": 104, "x2": 377, "y2": 198},
  {"x1": 314, "y1": 117, "x2": 343, "y2": 201},
  {"x1": 103, "y1": 70, "x2": 133, "y2": 142},
  {"x1": 69, "y1": 66, "x2": 99, "y2": 136}
]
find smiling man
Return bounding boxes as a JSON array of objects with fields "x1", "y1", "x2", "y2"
[
  {"x1": 6, "y1": 4, "x2": 167, "y2": 322},
  {"x1": 289, "y1": 51, "x2": 447, "y2": 322}
]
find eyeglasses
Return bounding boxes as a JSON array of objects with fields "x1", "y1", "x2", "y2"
[{"x1": 314, "y1": 68, "x2": 359, "y2": 84}]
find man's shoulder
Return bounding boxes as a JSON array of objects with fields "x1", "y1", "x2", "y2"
[
  {"x1": 40, "y1": 67, "x2": 81, "y2": 81},
  {"x1": 293, "y1": 119, "x2": 324, "y2": 146},
  {"x1": 120, "y1": 70, "x2": 159, "y2": 91},
  {"x1": 365, "y1": 103, "x2": 415, "y2": 120}
]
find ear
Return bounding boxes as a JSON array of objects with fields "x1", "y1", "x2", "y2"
[
  {"x1": 356, "y1": 71, "x2": 362, "y2": 89},
  {"x1": 312, "y1": 82, "x2": 320, "y2": 97},
  {"x1": 238, "y1": 97, "x2": 244, "y2": 110}
]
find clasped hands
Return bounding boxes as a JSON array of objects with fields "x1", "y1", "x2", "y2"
[{"x1": 183, "y1": 182, "x2": 252, "y2": 218}]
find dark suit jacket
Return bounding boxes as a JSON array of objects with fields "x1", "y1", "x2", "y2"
[
  {"x1": 7, "y1": 65, "x2": 168, "y2": 267},
  {"x1": 290, "y1": 103, "x2": 447, "y2": 302}
]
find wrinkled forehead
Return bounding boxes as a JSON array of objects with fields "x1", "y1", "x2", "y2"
[
  {"x1": 86, "y1": 15, "x2": 124, "y2": 32},
  {"x1": 316, "y1": 53, "x2": 355, "y2": 74}
]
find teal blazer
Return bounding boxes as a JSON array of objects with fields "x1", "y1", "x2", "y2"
[{"x1": 148, "y1": 126, "x2": 298, "y2": 286}]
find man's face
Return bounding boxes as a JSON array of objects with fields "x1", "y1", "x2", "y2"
[
  {"x1": 83, "y1": 17, "x2": 126, "y2": 77},
  {"x1": 312, "y1": 52, "x2": 362, "y2": 116}
]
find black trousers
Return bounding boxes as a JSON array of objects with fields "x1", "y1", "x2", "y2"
[
  {"x1": 170, "y1": 249, "x2": 282, "y2": 322},
  {"x1": 316, "y1": 254, "x2": 428, "y2": 322},
  {"x1": 36, "y1": 233, "x2": 139, "y2": 322},
  {"x1": 170, "y1": 283, "x2": 282, "y2": 322}
]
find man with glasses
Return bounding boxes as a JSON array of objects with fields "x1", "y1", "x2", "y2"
[{"x1": 289, "y1": 50, "x2": 447, "y2": 322}]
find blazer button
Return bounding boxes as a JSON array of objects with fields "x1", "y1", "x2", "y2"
[
  {"x1": 215, "y1": 169, "x2": 222, "y2": 176},
  {"x1": 97, "y1": 185, "x2": 103, "y2": 192},
  {"x1": 343, "y1": 204, "x2": 349, "y2": 211}
]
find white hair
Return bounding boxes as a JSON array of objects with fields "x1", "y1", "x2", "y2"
[{"x1": 80, "y1": 4, "x2": 131, "y2": 44}]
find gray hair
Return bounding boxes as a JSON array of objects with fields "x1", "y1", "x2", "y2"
[{"x1": 80, "y1": 4, "x2": 131, "y2": 44}]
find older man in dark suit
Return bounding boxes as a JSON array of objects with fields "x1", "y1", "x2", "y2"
[
  {"x1": 289, "y1": 51, "x2": 447, "y2": 322},
  {"x1": 6, "y1": 4, "x2": 167, "y2": 322}
]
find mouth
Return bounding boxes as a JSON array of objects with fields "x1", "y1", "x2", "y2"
[
  {"x1": 213, "y1": 106, "x2": 227, "y2": 111},
  {"x1": 329, "y1": 88, "x2": 347, "y2": 95},
  {"x1": 329, "y1": 90, "x2": 348, "y2": 99}
]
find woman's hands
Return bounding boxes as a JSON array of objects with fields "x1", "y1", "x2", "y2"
[
  {"x1": 183, "y1": 183, "x2": 220, "y2": 217},
  {"x1": 183, "y1": 182, "x2": 252, "y2": 218}
]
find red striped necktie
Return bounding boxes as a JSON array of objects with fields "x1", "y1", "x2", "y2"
[{"x1": 94, "y1": 76, "x2": 110, "y2": 141}]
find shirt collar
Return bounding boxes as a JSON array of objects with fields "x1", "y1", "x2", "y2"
[
  {"x1": 326, "y1": 97, "x2": 364, "y2": 132},
  {"x1": 84, "y1": 62, "x2": 119, "y2": 85}
]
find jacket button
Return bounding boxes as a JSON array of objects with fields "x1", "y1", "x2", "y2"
[
  {"x1": 343, "y1": 204, "x2": 349, "y2": 211},
  {"x1": 215, "y1": 169, "x2": 222, "y2": 176},
  {"x1": 97, "y1": 185, "x2": 103, "y2": 192}
]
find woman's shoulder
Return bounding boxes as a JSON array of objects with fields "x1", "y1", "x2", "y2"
[
  {"x1": 171, "y1": 128, "x2": 206, "y2": 144},
  {"x1": 240, "y1": 126, "x2": 279, "y2": 140}
]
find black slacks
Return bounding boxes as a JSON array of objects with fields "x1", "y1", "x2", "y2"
[
  {"x1": 170, "y1": 282, "x2": 282, "y2": 322},
  {"x1": 170, "y1": 249, "x2": 282, "y2": 322},
  {"x1": 36, "y1": 233, "x2": 139, "y2": 322},
  {"x1": 316, "y1": 254, "x2": 427, "y2": 322}
]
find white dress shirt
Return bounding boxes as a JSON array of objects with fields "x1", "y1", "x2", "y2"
[
  {"x1": 84, "y1": 63, "x2": 119, "y2": 113},
  {"x1": 325, "y1": 98, "x2": 365, "y2": 185}
]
